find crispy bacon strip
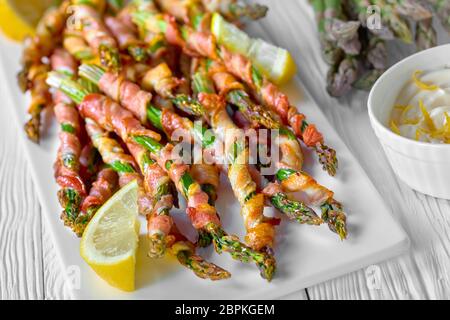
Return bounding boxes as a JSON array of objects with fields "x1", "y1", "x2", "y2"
[
  {"x1": 18, "y1": 2, "x2": 68, "y2": 91},
  {"x1": 105, "y1": 16, "x2": 139, "y2": 50},
  {"x1": 71, "y1": 4, "x2": 120, "y2": 70},
  {"x1": 98, "y1": 72, "x2": 152, "y2": 124},
  {"x1": 199, "y1": 92, "x2": 276, "y2": 251},
  {"x1": 84, "y1": 118, "x2": 153, "y2": 216},
  {"x1": 51, "y1": 48, "x2": 88, "y2": 232},
  {"x1": 24, "y1": 64, "x2": 52, "y2": 143},
  {"x1": 79, "y1": 94, "x2": 161, "y2": 142},
  {"x1": 80, "y1": 167, "x2": 118, "y2": 213},
  {"x1": 141, "y1": 63, "x2": 183, "y2": 98}
]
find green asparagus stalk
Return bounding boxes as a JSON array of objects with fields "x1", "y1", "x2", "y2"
[
  {"x1": 415, "y1": 17, "x2": 437, "y2": 51},
  {"x1": 326, "y1": 55, "x2": 359, "y2": 97},
  {"x1": 47, "y1": 72, "x2": 276, "y2": 281},
  {"x1": 353, "y1": 34, "x2": 387, "y2": 90},
  {"x1": 227, "y1": 1, "x2": 268, "y2": 20},
  {"x1": 176, "y1": 248, "x2": 231, "y2": 280},
  {"x1": 375, "y1": 0, "x2": 413, "y2": 43},
  {"x1": 323, "y1": 0, "x2": 361, "y2": 55},
  {"x1": 107, "y1": 0, "x2": 125, "y2": 13},
  {"x1": 134, "y1": 5, "x2": 339, "y2": 175},
  {"x1": 390, "y1": 0, "x2": 433, "y2": 21},
  {"x1": 312, "y1": 0, "x2": 344, "y2": 65},
  {"x1": 79, "y1": 63, "x2": 217, "y2": 210},
  {"x1": 192, "y1": 69, "x2": 322, "y2": 226},
  {"x1": 426, "y1": 0, "x2": 450, "y2": 33},
  {"x1": 276, "y1": 169, "x2": 347, "y2": 240}
]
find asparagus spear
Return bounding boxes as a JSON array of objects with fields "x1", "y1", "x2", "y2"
[
  {"x1": 201, "y1": 0, "x2": 268, "y2": 21},
  {"x1": 74, "y1": 167, "x2": 118, "y2": 236},
  {"x1": 323, "y1": 0, "x2": 361, "y2": 55},
  {"x1": 79, "y1": 63, "x2": 218, "y2": 210},
  {"x1": 24, "y1": 64, "x2": 52, "y2": 143},
  {"x1": 85, "y1": 118, "x2": 230, "y2": 279},
  {"x1": 47, "y1": 72, "x2": 276, "y2": 281},
  {"x1": 132, "y1": 10, "x2": 339, "y2": 176},
  {"x1": 205, "y1": 66, "x2": 345, "y2": 237},
  {"x1": 276, "y1": 169, "x2": 347, "y2": 240},
  {"x1": 426, "y1": 0, "x2": 450, "y2": 33},
  {"x1": 148, "y1": 69, "x2": 322, "y2": 225},
  {"x1": 326, "y1": 54, "x2": 359, "y2": 97},
  {"x1": 415, "y1": 17, "x2": 437, "y2": 51},
  {"x1": 311, "y1": 0, "x2": 344, "y2": 65},
  {"x1": 374, "y1": 0, "x2": 413, "y2": 43},
  {"x1": 71, "y1": 0, "x2": 121, "y2": 71},
  {"x1": 390, "y1": 0, "x2": 433, "y2": 21}
]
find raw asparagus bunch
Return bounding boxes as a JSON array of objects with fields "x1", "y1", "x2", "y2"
[{"x1": 311, "y1": 0, "x2": 442, "y2": 97}]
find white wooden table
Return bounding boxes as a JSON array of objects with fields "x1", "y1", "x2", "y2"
[{"x1": 1, "y1": 0, "x2": 450, "y2": 300}]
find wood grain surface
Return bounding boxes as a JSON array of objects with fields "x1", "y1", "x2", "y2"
[{"x1": 1, "y1": 0, "x2": 450, "y2": 300}]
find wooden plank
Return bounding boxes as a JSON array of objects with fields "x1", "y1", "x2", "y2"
[
  {"x1": 250, "y1": 0, "x2": 450, "y2": 299},
  {"x1": 0, "y1": 83, "x2": 44, "y2": 300}
]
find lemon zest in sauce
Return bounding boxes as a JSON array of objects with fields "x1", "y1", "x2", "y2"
[
  {"x1": 403, "y1": 118, "x2": 420, "y2": 125},
  {"x1": 400, "y1": 105, "x2": 413, "y2": 121},
  {"x1": 415, "y1": 128, "x2": 424, "y2": 141},
  {"x1": 413, "y1": 70, "x2": 439, "y2": 91},
  {"x1": 390, "y1": 120, "x2": 400, "y2": 135},
  {"x1": 419, "y1": 99, "x2": 436, "y2": 131}
]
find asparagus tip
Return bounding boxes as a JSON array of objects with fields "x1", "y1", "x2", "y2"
[
  {"x1": 99, "y1": 44, "x2": 121, "y2": 72},
  {"x1": 271, "y1": 192, "x2": 322, "y2": 225},
  {"x1": 315, "y1": 143, "x2": 338, "y2": 176},
  {"x1": 147, "y1": 233, "x2": 168, "y2": 259},
  {"x1": 128, "y1": 44, "x2": 149, "y2": 62},
  {"x1": 176, "y1": 250, "x2": 231, "y2": 281},
  {"x1": 321, "y1": 199, "x2": 348, "y2": 240},
  {"x1": 207, "y1": 224, "x2": 276, "y2": 281}
]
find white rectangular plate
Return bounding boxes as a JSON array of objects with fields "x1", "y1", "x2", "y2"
[{"x1": 0, "y1": 34, "x2": 409, "y2": 300}]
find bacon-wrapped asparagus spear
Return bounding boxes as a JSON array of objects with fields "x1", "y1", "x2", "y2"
[
  {"x1": 75, "y1": 167, "x2": 119, "y2": 235},
  {"x1": 24, "y1": 64, "x2": 52, "y2": 143},
  {"x1": 104, "y1": 16, "x2": 149, "y2": 62},
  {"x1": 191, "y1": 64, "x2": 323, "y2": 226},
  {"x1": 200, "y1": 0, "x2": 268, "y2": 21},
  {"x1": 70, "y1": 0, "x2": 121, "y2": 70},
  {"x1": 18, "y1": 2, "x2": 69, "y2": 92},
  {"x1": 51, "y1": 48, "x2": 89, "y2": 233},
  {"x1": 85, "y1": 119, "x2": 229, "y2": 279},
  {"x1": 201, "y1": 61, "x2": 347, "y2": 238},
  {"x1": 132, "y1": 10, "x2": 338, "y2": 176},
  {"x1": 63, "y1": 29, "x2": 96, "y2": 62},
  {"x1": 188, "y1": 65, "x2": 281, "y2": 254},
  {"x1": 20, "y1": 1, "x2": 69, "y2": 142},
  {"x1": 47, "y1": 73, "x2": 276, "y2": 280},
  {"x1": 79, "y1": 63, "x2": 225, "y2": 242},
  {"x1": 156, "y1": 0, "x2": 267, "y2": 23}
]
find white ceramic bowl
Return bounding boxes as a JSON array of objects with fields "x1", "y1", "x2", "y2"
[{"x1": 368, "y1": 44, "x2": 450, "y2": 199}]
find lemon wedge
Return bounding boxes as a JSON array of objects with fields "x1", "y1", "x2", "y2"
[
  {"x1": 211, "y1": 12, "x2": 297, "y2": 85},
  {"x1": 80, "y1": 180, "x2": 140, "y2": 292},
  {"x1": 0, "y1": 0, "x2": 56, "y2": 41}
]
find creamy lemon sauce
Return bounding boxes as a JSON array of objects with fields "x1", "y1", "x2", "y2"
[{"x1": 390, "y1": 68, "x2": 450, "y2": 143}]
